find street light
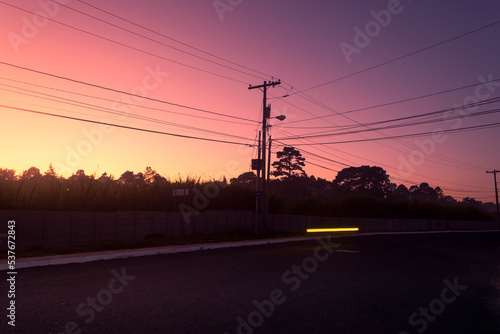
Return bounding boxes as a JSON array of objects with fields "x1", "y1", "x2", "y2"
[{"x1": 267, "y1": 115, "x2": 286, "y2": 128}]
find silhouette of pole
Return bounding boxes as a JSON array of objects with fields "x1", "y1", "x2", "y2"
[
  {"x1": 486, "y1": 170, "x2": 500, "y2": 228},
  {"x1": 266, "y1": 136, "x2": 272, "y2": 227},
  {"x1": 255, "y1": 131, "x2": 261, "y2": 235},
  {"x1": 249, "y1": 80, "x2": 281, "y2": 235}
]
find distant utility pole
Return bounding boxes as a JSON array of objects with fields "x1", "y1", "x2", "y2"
[
  {"x1": 249, "y1": 80, "x2": 281, "y2": 235},
  {"x1": 486, "y1": 170, "x2": 500, "y2": 228}
]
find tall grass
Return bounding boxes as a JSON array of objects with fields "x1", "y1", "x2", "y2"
[{"x1": 0, "y1": 167, "x2": 495, "y2": 221}]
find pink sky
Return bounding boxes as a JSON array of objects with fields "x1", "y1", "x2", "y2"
[{"x1": 1, "y1": 0, "x2": 499, "y2": 203}]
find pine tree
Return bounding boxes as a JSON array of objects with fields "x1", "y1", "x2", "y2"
[{"x1": 271, "y1": 146, "x2": 306, "y2": 179}]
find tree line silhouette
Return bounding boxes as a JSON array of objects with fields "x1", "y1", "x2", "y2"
[{"x1": 0, "y1": 161, "x2": 495, "y2": 221}]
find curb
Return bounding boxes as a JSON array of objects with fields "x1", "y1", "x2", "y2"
[{"x1": 0, "y1": 236, "x2": 317, "y2": 271}]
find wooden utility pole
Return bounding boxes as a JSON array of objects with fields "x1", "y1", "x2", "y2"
[
  {"x1": 266, "y1": 136, "x2": 272, "y2": 231},
  {"x1": 486, "y1": 170, "x2": 500, "y2": 228},
  {"x1": 255, "y1": 131, "x2": 261, "y2": 235},
  {"x1": 249, "y1": 80, "x2": 281, "y2": 235}
]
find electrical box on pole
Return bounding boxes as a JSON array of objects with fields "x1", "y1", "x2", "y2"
[
  {"x1": 264, "y1": 106, "x2": 271, "y2": 119},
  {"x1": 251, "y1": 159, "x2": 263, "y2": 171}
]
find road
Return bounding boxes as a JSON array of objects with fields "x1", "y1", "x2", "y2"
[{"x1": 1, "y1": 232, "x2": 499, "y2": 334}]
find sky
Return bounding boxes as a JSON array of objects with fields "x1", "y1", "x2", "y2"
[{"x1": 0, "y1": 0, "x2": 499, "y2": 203}]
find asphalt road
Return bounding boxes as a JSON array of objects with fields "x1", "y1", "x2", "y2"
[{"x1": 1, "y1": 232, "x2": 499, "y2": 334}]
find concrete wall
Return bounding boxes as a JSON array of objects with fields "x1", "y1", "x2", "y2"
[{"x1": 0, "y1": 210, "x2": 497, "y2": 250}]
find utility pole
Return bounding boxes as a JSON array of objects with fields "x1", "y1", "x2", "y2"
[
  {"x1": 486, "y1": 170, "x2": 500, "y2": 228},
  {"x1": 249, "y1": 80, "x2": 281, "y2": 235},
  {"x1": 255, "y1": 131, "x2": 261, "y2": 235},
  {"x1": 266, "y1": 136, "x2": 272, "y2": 233},
  {"x1": 267, "y1": 136, "x2": 272, "y2": 197}
]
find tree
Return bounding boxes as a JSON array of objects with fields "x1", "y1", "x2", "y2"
[
  {"x1": 21, "y1": 167, "x2": 42, "y2": 180},
  {"x1": 271, "y1": 146, "x2": 306, "y2": 179},
  {"x1": 307, "y1": 176, "x2": 333, "y2": 196},
  {"x1": 44, "y1": 164, "x2": 58, "y2": 178},
  {"x1": 68, "y1": 169, "x2": 91, "y2": 184},
  {"x1": 409, "y1": 182, "x2": 439, "y2": 202},
  {"x1": 393, "y1": 184, "x2": 410, "y2": 200},
  {"x1": 118, "y1": 171, "x2": 136, "y2": 184},
  {"x1": 333, "y1": 166, "x2": 392, "y2": 199},
  {"x1": 435, "y1": 186, "x2": 444, "y2": 200},
  {"x1": 0, "y1": 168, "x2": 16, "y2": 181},
  {"x1": 144, "y1": 166, "x2": 159, "y2": 184},
  {"x1": 230, "y1": 171, "x2": 256, "y2": 186},
  {"x1": 462, "y1": 197, "x2": 482, "y2": 207}
]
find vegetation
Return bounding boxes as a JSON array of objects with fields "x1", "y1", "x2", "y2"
[
  {"x1": 271, "y1": 146, "x2": 306, "y2": 178},
  {"x1": 0, "y1": 152, "x2": 496, "y2": 222}
]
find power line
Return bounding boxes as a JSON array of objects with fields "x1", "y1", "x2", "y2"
[
  {"x1": 0, "y1": 1, "x2": 251, "y2": 85},
  {"x1": 0, "y1": 85, "x2": 253, "y2": 141},
  {"x1": 274, "y1": 140, "x2": 351, "y2": 169},
  {"x1": 274, "y1": 136, "x2": 491, "y2": 194},
  {"x1": 280, "y1": 98, "x2": 500, "y2": 138},
  {"x1": 1, "y1": 1, "x2": 492, "y2": 198},
  {"x1": 0, "y1": 76, "x2": 254, "y2": 125},
  {"x1": 273, "y1": 128, "x2": 368, "y2": 166},
  {"x1": 286, "y1": 19, "x2": 500, "y2": 96},
  {"x1": 268, "y1": 89, "x2": 395, "y2": 149},
  {"x1": 272, "y1": 120, "x2": 483, "y2": 180},
  {"x1": 274, "y1": 86, "x2": 497, "y2": 172},
  {"x1": 272, "y1": 127, "x2": 492, "y2": 192},
  {"x1": 281, "y1": 122, "x2": 500, "y2": 146},
  {"x1": 273, "y1": 114, "x2": 488, "y2": 183},
  {"x1": 277, "y1": 105, "x2": 500, "y2": 140},
  {"x1": 270, "y1": 19, "x2": 500, "y2": 162},
  {"x1": 303, "y1": 160, "x2": 339, "y2": 173},
  {"x1": 0, "y1": 104, "x2": 254, "y2": 147},
  {"x1": 77, "y1": 0, "x2": 274, "y2": 80},
  {"x1": 274, "y1": 124, "x2": 474, "y2": 178},
  {"x1": 440, "y1": 188, "x2": 493, "y2": 194},
  {"x1": 0, "y1": 61, "x2": 257, "y2": 123},
  {"x1": 275, "y1": 88, "x2": 439, "y2": 167},
  {"x1": 285, "y1": 77, "x2": 500, "y2": 125},
  {"x1": 51, "y1": 1, "x2": 268, "y2": 81}
]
